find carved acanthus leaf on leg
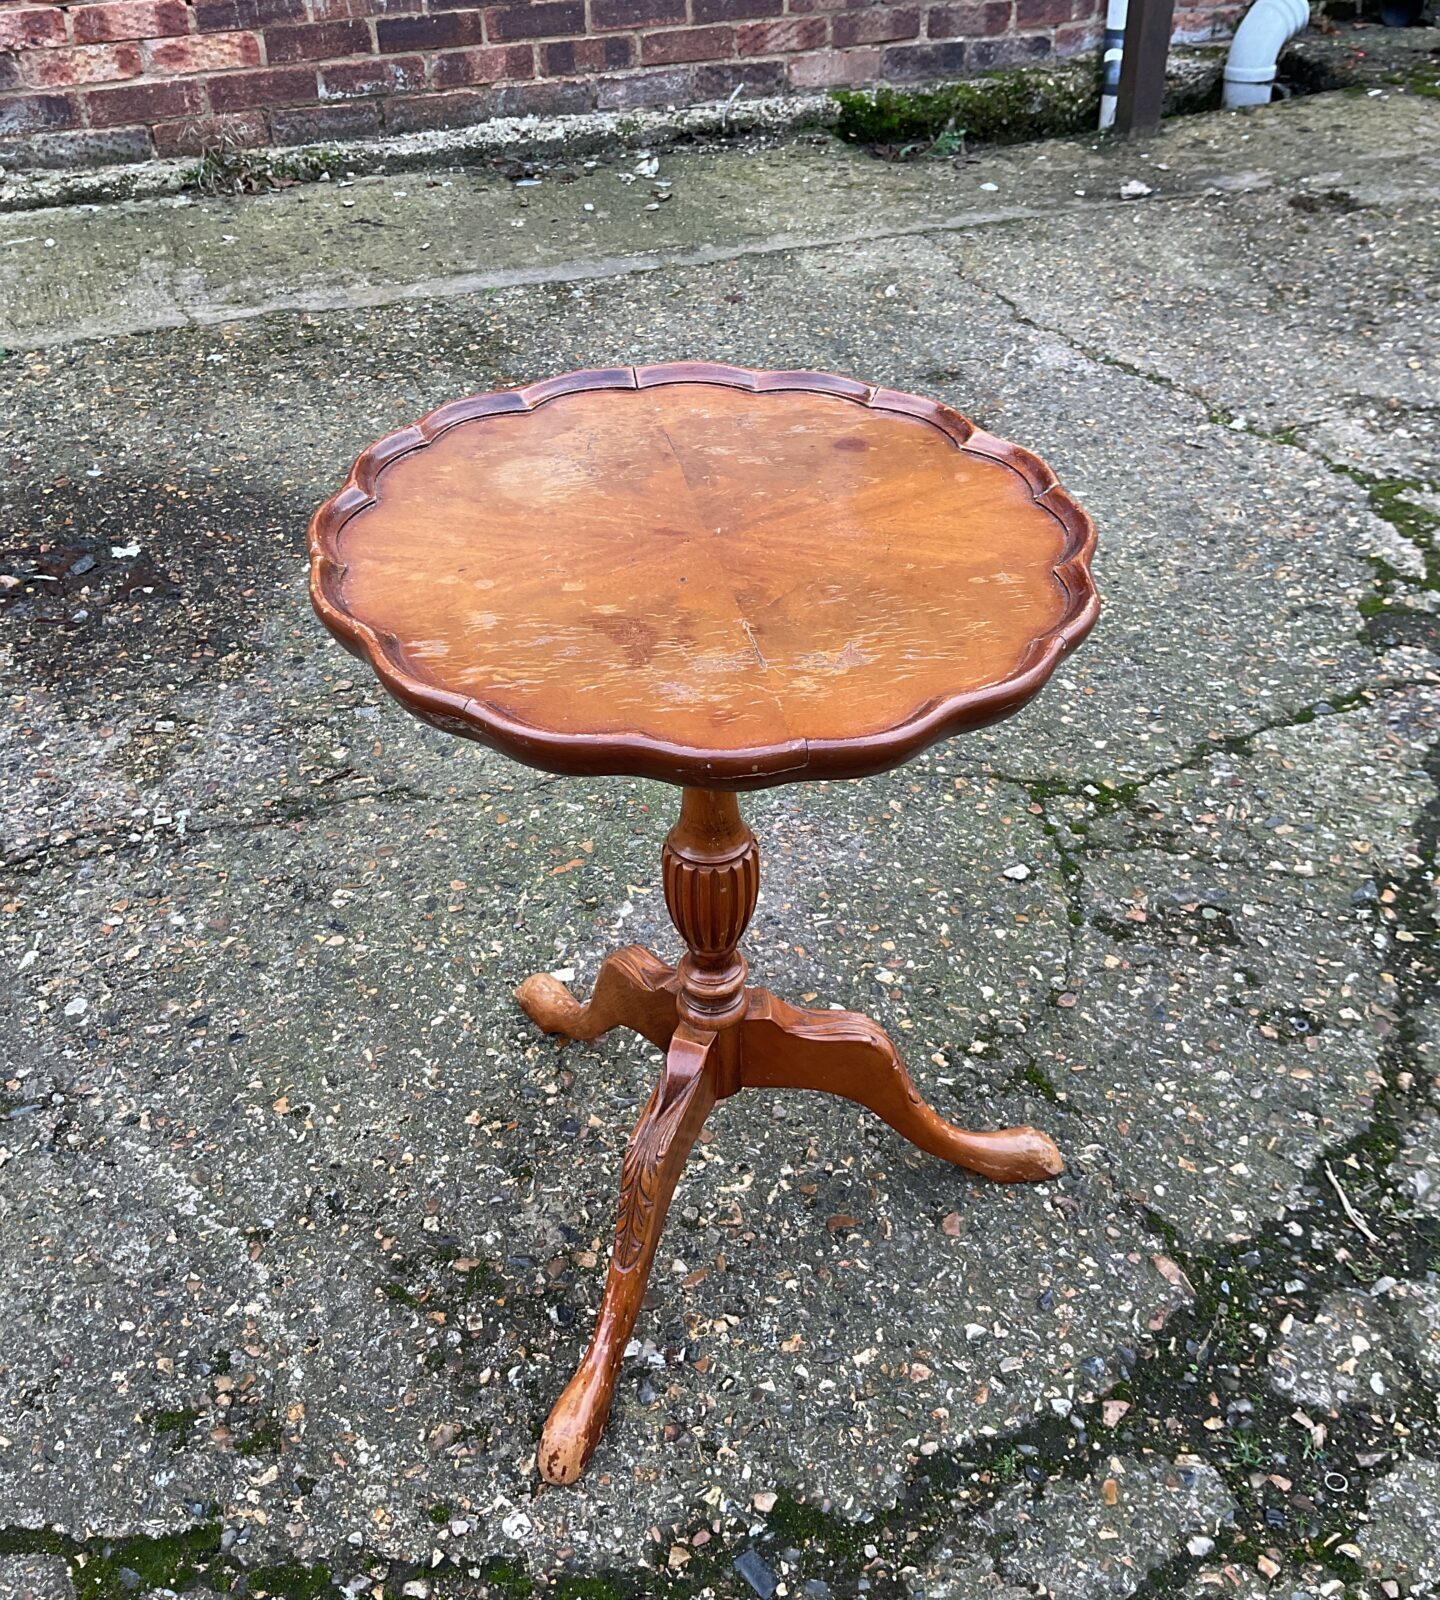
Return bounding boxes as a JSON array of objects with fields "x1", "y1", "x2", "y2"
[{"x1": 538, "y1": 1025, "x2": 717, "y2": 1485}]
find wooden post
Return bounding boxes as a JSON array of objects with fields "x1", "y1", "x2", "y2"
[{"x1": 1114, "y1": 0, "x2": 1177, "y2": 136}]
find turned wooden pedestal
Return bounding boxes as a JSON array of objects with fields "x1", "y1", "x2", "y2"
[
  {"x1": 309, "y1": 362, "x2": 1099, "y2": 1485},
  {"x1": 515, "y1": 788, "x2": 1063, "y2": 1483}
]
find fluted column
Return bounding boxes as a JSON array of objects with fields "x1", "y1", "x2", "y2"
[{"x1": 661, "y1": 789, "x2": 759, "y2": 1042}]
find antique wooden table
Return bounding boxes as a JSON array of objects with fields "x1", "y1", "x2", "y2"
[{"x1": 309, "y1": 362, "x2": 1099, "y2": 1485}]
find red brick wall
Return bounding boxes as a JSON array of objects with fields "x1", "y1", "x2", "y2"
[{"x1": 0, "y1": 0, "x2": 1237, "y2": 168}]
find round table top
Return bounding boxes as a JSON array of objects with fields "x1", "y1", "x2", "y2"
[{"x1": 309, "y1": 363, "x2": 1098, "y2": 789}]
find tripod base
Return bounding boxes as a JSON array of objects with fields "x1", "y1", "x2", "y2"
[{"x1": 517, "y1": 942, "x2": 1061, "y2": 1484}]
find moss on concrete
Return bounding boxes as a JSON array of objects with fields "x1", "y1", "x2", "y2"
[
  {"x1": 0, "y1": 1522, "x2": 225, "y2": 1600},
  {"x1": 829, "y1": 53, "x2": 1225, "y2": 150},
  {"x1": 831, "y1": 65, "x2": 1098, "y2": 149}
]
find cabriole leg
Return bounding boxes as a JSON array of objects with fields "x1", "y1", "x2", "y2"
[
  {"x1": 539, "y1": 1025, "x2": 717, "y2": 1485},
  {"x1": 515, "y1": 944, "x2": 678, "y2": 1051},
  {"x1": 740, "y1": 990, "x2": 1062, "y2": 1183}
]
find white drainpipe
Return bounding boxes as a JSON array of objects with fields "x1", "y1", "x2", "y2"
[
  {"x1": 1098, "y1": 0, "x2": 1127, "y2": 129},
  {"x1": 1222, "y1": 0, "x2": 1309, "y2": 108}
]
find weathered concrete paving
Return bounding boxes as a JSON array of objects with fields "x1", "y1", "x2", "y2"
[{"x1": 1, "y1": 77, "x2": 1438, "y2": 1600}]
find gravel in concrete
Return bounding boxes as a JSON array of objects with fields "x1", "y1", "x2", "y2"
[
  {"x1": 970, "y1": 1456, "x2": 1236, "y2": 1598},
  {"x1": 1354, "y1": 1455, "x2": 1440, "y2": 1595}
]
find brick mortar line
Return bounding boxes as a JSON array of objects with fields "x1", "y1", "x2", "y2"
[
  {"x1": 4, "y1": 24, "x2": 988, "y2": 91},
  {"x1": 1, "y1": 21, "x2": 1113, "y2": 151}
]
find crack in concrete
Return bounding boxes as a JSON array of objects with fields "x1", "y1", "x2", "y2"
[
  {"x1": 974, "y1": 276, "x2": 1440, "y2": 537},
  {"x1": 919, "y1": 336, "x2": 1440, "y2": 1592},
  {"x1": 0, "y1": 779, "x2": 498, "y2": 878},
  {"x1": 980, "y1": 677, "x2": 1423, "y2": 808},
  {"x1": 12, "y1": 672, "x2": 1412, "y2": 884}
]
